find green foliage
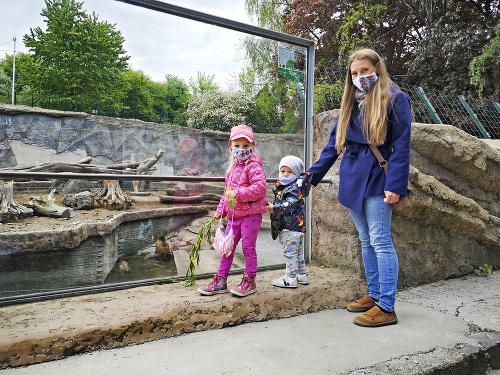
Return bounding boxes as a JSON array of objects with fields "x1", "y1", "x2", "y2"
[
  {"x1": 155, "y1": 278, "x2": 174, "y2": 285},
  {"x1": 0, "y1": 69, "x2": 10, "y2": 99},
  {"x1": 22, "y1": 0, "x2": 129, "y2": 111},
  {"x1": 244, "y1": 0, "x2": 285, "y2": 31},
  {"x1": 120, "y1": 70, "x2": 154, "y2": 121},
  {"x1": 314, "y1": 78, "x2": 344, "y2": 113},
  {"x1": 187, "y1": 89, "x2": 254, "y2": 132},
  {"x1": 336, "y1": 3, "x2": 387, "y2": 55},
  {"x1": 237, "y1": 68, "x2": 259, "y2": 96},
  {"x1": 474, "y1": 264, "x2": 493, "y2": 276},
  {"x1": 188, "y1": 72, "x2": 220, "y2": 95},
  {"x1": 252, "y1": 83, "x2": 284, "y2": 132},
  {"x1": 470, "y1": 22, "x2": 500, "y2": 97},
  {"x1": 242, "y1": 37, "x2": 277, "y2": 81},
  {"x1": 183, "y1": 217, "x2": 216, "y2": 287},
  {"x1": 0, "y1": 53, "x2": 38, "y2": 105}
]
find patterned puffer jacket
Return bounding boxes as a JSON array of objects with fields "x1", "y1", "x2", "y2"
[
  {"x1": 216, "y1": 153, "x2": 267, "y2": 219},
  {"x1": 270, "y1": 173, "x2": 312, "y2": 233}
]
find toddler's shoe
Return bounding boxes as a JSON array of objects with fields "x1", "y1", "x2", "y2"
[
  {"x1": 272, "y1": 274, "x2": 298, "y2": 288},
  {"x1": 296, "y1": 273, "x2": 309, "y2": 285},
  {"x1": 230, "y1": 273, "x2": 257, "y2": 297},
  {"x1": 197, "y1": 274, "x2": 228, "y2": 296}
]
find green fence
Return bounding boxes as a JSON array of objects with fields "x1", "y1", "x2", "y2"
[{"x1": 317, "y1": 68, "x2": 500, "y2": 140}]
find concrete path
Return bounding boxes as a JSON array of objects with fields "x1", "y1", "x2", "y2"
[{"x1": 1, "y1": 269, "x2": 499, "y2": 374}]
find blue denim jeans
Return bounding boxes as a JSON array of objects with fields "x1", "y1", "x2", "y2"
[{"x1": 349, "y1": 195, "x2": 398, "y2": 312}]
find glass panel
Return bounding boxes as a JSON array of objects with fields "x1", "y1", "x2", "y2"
[{"x1": 0, "y1": 1, "x2": 310, "y2": 303}]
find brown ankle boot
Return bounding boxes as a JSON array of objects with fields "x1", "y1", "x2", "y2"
[
  {"x1": 353, "y1": 306, "x2": 398, "y2": 327},
  {"x1": 346, "y1": 295, "x2": 377, "y2": 312}
]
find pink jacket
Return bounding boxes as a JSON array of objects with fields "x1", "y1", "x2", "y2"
[{"x1": 216, "y1": 153, "x2": 267, "y2": 219}]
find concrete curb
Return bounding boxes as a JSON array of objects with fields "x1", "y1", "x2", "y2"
[
  {"x1": 346, "y1": 331, "x2": 500, "y2": 374},
  {"x1": 0, "y1": 266, "x2": 365, "y2": 369}
]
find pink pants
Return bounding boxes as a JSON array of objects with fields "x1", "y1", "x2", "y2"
[{"x1": 217, "y1": 213, "x2": 262, "y2": 278}]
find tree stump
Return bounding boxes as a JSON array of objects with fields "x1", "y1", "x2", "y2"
[
  {"x1": 93, "y1": 180, "x2": 132, "y2": 210},
  {"x1": 0, "y1": 180, "x2": 33, "y2": 223}
]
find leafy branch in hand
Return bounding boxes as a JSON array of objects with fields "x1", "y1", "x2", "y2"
[{"x1": 183, "y1": 217, "x2": 216, "y2": 286}]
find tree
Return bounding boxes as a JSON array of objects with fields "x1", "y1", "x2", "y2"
[
  {"x1": 187, "y1": 89, "x2": 254, "y2": 132},
  {"x1": 154, "y1": 75, "x2": 190, "y2": 125},
  {"x1": 244, "y1": 0, "x2": 289, "y2": 31},
  {"x1": 0, "y1": 68, "x2": 10, "y2": 102},
  {"x1": 23, "y1": 0, "x2": 129, "y2": 111},
  {"x1": 0, "y1": 53, "x2": 38, "y2": 106},
  {"x1": 121, "y1": 70, "x2": 154, "y2": 121},
  {"x1": 469, "y1": 21, "x2": 500, "y2": 98},
  {"x1": 248, "y1": 0, "x2": 499, "y2": 95},
  {"x1": 188, "y1": 72, "x2": 220, "y2": 95}
]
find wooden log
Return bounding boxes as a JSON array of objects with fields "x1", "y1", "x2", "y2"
[
  {"x1": 134, "y1": 149, "x2": 165, "y2": 192},
  {"x1": 25, "y1": 189, "x2": 70, "y2": 218},
  {"x1": 159, "y1": 193, "x2": 221, "y2": 204}
]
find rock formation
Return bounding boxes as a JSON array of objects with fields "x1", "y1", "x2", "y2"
[{"x1": 310, "y1": 110, "x2": 500, "y2": 287}]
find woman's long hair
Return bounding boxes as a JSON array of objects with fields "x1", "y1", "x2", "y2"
[{"x1": 335, "y1": 48, "x2": 395, "y2": 152}]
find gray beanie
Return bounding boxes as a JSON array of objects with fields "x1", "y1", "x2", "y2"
[{"x1": 279, "y1": 155, "x2": 303, "y2": 177}]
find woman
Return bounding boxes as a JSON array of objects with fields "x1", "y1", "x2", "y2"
[{"x1": 308, "y1": 48, "x2": 412, "y2": 327}]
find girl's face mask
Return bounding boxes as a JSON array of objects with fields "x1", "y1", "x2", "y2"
[
  {"x1": 352, "y1": 72, "x2": 378, "y2": 92},
  {"x1": 231, "y1": 147, "x2": 253, "y2": 162}
]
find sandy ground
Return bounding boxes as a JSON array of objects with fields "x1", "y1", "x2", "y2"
[{"x1": 0, "y1": 190, "x2": 202, "y2": 233}]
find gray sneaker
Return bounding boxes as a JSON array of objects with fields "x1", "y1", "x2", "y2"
[{"x1": 296, "y1": 273, "x2": 309, "y2": 285}]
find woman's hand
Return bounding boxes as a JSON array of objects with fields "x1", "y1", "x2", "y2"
[
  {"x1": 266, "y1": 202, "x2": 274, "y2": 214},
  {"x1": 384, "y1": 191, "x2": 401, "y2": 204}
]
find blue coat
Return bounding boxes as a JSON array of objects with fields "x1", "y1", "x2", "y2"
[{"x1": 308, "y1": 87, "x2": 412, "y2": 212}]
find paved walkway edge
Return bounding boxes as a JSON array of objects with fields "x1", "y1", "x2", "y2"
[
  {"x1": 0, "y1": 266, "x2": 364, "y2": 369},
  {"x1": 347, "y1": 331, "x2": 500, "y2": 374}
]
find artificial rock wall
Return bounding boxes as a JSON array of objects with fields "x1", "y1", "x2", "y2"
[
  {"x1": 311, "y1": 110, "x2": 500, "y2": 288},
  {"x1": 0, "y1": 104, "x2": 303, "y2": 178}
]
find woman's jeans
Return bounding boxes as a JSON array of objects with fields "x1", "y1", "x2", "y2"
[
  {"x1": 349, "y1": 195, "x2": 398, "y2": 312},
  {"x1": 217, "y1": 214, "x2": 262, "y2": 278}
]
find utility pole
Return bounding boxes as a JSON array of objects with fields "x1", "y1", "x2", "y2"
[{"x1": 11, "y1": 37, "x2": 16, "y2": 105}]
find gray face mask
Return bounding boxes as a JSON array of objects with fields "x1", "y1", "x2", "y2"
[
  {"x1": 278, "y1": 174, "x2": 298, "y2": 186},
  {"x1": 352, "y1": 72, "x2": 378, "y2": 92}
]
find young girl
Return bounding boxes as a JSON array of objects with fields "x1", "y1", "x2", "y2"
[
  {"x1": 198, "y1": 124, "x2": 267, "y2": 297},
  {"x1": 308, "y1": 48, "x2": 412, "y2": 327}
]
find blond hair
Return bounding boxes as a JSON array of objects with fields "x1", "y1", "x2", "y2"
[{"x1": 336, "y1": 48, "x2": 396, "y2": 152}]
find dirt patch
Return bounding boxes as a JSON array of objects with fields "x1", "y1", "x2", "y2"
[{"x1": 0, "y1": 190, "x2": 194, "y2": 233}]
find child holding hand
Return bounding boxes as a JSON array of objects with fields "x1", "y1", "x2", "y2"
[
  {"x1": 266, "y1": 155, "x2": 311, "y2": 288},
  {"x1": 198, "y1": 124, "x2": 267, "y2": 297}
]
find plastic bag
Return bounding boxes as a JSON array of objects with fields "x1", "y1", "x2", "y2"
[{"x1": 213, "y1": 222, "x2": 235, "y2": 257}]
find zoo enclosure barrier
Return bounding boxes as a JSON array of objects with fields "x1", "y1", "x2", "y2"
[{"x1": 317, "y1": 68, "x2": 500, "y2": 140}]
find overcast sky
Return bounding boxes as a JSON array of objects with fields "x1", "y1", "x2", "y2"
[{"x1": 0, "y1": 0, "x2": 255, "y2": 88}]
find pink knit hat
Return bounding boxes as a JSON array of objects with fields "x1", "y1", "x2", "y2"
[{"x1": 229, "y1": 124, "x2": 255, "y2": 147}]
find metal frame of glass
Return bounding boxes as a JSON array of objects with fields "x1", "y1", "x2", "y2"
[{"x1": 0, "y1": 0, "x2": 316, "y2": 305}]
